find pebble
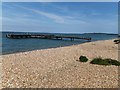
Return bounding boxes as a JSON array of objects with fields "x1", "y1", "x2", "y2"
[{"x1": 1, "y1": 39, "x2": 119, "y2": 88}]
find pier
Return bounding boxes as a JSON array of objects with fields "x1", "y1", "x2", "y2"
[{"x1": 6, "y1": 34, "x2": 92, "y2": 41}]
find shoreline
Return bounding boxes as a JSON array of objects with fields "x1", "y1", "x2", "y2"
[
  {"x1": 2, "y1": 39, "x2": 119, "y2": 88},
  {"x1": 2, "y1": 38, "x2": 117, "y2": 56}
]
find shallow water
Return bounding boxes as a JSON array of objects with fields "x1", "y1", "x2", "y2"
[{"x1": 2, "y1": 32, "x2": 117, "y2": 55}]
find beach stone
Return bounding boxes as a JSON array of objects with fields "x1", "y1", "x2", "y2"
[{"x1": 2, "y1": 39, "x2": 119, "y2": 88}]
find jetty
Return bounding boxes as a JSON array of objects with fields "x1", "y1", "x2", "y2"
[{"x1": 6, "y1": 34, "x2": 91, "y2": 41}]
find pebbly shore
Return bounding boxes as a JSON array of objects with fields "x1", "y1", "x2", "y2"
[{"x1": 1, "y1": 39, "x2": 119, "y2": 88}]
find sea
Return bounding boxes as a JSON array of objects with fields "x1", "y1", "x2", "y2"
[{"x1": 1, "y1": 32, "x2": 118, "y2": 55}]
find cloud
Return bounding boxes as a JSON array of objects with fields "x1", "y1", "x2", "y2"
[
  {"x1": 13, "y1": 5, "x2": 87, "y2": 24},
  {"x1": 28, "y1": 8, "x2": 88, "y2": 24},
  {"x1": 2, "y1": 3, "x2": 117, "y2": 33},
  {"x1": 13, "y1": 5, "x2": 67, "y2": 24},
  {"x1": 30, "y1": 9, "x2": 65, "y2": 24}
]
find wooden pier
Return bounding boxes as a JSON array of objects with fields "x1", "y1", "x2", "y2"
[{"x1": 6, "y1": 34, "x2": 91, "y2": 41}]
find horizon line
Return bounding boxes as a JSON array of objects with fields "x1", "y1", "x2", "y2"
[{"x1": 1, "y1": 31, "x2": 118, "y2": 34}]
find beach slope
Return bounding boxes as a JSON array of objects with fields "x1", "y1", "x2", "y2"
[{"x1": 2, "y1": 39, "x2": 119, "y2": 88}]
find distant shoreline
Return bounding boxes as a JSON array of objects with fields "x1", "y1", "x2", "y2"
[{"x1": 1, "y1": 31, "x2": 118, "y2": 35}]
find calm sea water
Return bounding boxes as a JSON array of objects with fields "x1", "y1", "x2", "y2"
[{"x1": 2, "y1": 32, "x2": 118, "y2": 55}]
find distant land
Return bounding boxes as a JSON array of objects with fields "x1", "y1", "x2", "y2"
[{"x1": 1, "y1": 31, "x2": 118, "y2": 35}]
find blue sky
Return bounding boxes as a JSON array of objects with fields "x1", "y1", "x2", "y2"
[{"x1": 2, "y1": 2, "x2": 118, "y2": 33}]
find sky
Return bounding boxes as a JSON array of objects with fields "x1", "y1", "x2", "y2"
[{"x1": 2, "y1": 2, "x2": 118, "y2": 33}]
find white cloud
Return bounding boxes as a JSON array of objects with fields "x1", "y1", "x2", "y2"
[
  {"x1": 2, "y1": 3, "x2": 117, "y2": 33},
  {"x1": 30, "y1": 9, "x2": 65, "y2": 24},
  {"x1": 28, "y1": 8, "x2": 88, "y2": 24},
  {"x1": 12, "y1": 5, "x2": 66, "y2": 24},
  {"x1": 13, "y1": 5, "x2": 88, "y2": 24}
]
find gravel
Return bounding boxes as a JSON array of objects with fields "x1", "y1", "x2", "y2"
[{"x1": 1, "y1": 39, "x2": 119, "y2": 88}]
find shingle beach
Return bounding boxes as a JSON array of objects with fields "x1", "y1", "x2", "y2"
[{"x1": 1, "y1": 39, "x2": 119, "y2": 88}]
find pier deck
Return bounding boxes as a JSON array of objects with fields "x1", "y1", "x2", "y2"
[{"x1": 6, "y1": 34, "x2": 91, "y2": 41}]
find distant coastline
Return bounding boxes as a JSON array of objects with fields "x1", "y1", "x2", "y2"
[{"x1": 1, "y1": 31, "x2": 118, "y2": 35}]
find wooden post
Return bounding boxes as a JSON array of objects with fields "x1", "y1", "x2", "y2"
[{"x1": 71, "y1": 38, "x2": 73, "y2": 41}]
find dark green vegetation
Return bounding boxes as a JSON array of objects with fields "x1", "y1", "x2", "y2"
[
  {"x1": 90, "y1": 57, "x2": 120, "y2": 66},
  {"x1": 78, "y1": 56, "x2": 120, "y2": 66},
  {"x1": 114, "y1": 39, "x2": 120, "y2": 44},
  {"x1": 79, "y1": 56, "x2": 88, "y2": 62}
]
